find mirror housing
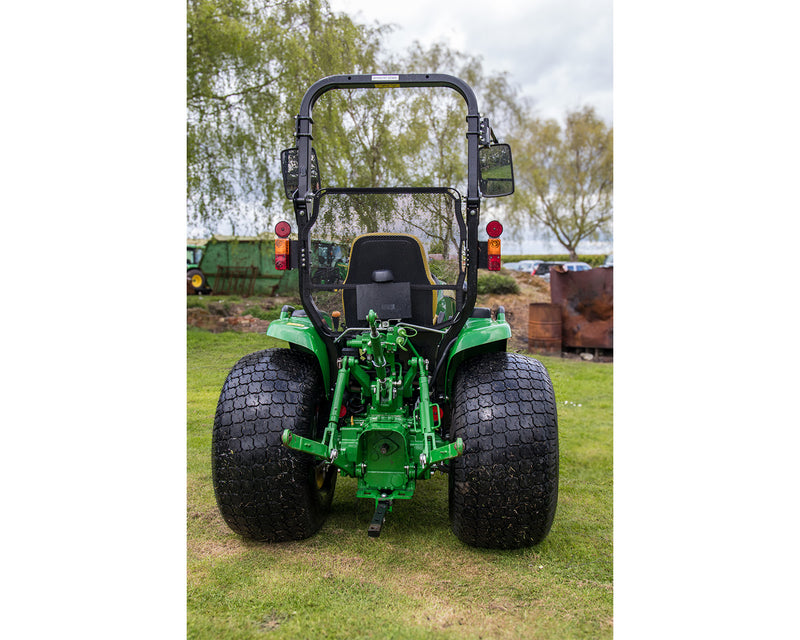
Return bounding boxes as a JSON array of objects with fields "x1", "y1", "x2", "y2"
[
  {"x1": 280, "y1": 147, "x2": 322, "y2": 199},
  {"x1": 478, "y1": 143, "x2": 514, "y2": 197}
]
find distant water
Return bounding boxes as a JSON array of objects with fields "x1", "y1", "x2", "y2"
[{"x1": 501, "y1": 238, "x2": 612, "y2": 255}]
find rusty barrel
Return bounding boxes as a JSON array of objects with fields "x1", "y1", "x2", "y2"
[{"x1": 528, "y1": 303, "x2": 562, "y2": 355}]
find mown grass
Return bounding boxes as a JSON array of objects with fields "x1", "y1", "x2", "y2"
[{"x1": 187, "y1": 328, "x2": 612, "y2": 639}]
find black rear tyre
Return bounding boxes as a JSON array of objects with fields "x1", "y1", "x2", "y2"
[
  {"x1": 188, "y1": 268, "x2": 206, "y2": 294},
  {"x1": 212, "y1": 348, "x2": 336, "y2": 542},
  {"x1": 449, "y1": 352, "x2": 558, "y2": 549}
]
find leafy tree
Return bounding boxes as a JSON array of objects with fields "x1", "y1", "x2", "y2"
[
  {"x1": 187, "y1": 0, "x2": 283, "y2": 233},
  {"x1": 188, "y1": 0, "x2": 612, "y2": 266},
  {"x1": 509, "y1": 106, "x2": 613, "y2": 260},
  {"x1": 394, "y1": 43, "x2": 529, "y2": 257},
  {"x1": 187, "y1": 0, "x2": 389, "y2": 235}
]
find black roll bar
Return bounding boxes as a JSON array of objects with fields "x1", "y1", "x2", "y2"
[
  {"x1": 293, "y1": 74, "x2": 482, "y2": 208},
  {"x1": 290, "y1": 74, "x2": 486, "y2": 398}
]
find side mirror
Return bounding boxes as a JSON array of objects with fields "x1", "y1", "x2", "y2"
[
  {"x1": 280, "y1": 148, "x2": 322, "y2": 199},
  {"x1": 479, "y1": 143, "x2": 515, "y2": 197}
]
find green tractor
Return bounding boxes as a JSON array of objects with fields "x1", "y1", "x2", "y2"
[
  {"x1": 187, "y1": 244, "x2": 210, "y2": 294},
  {"x1": 211, "y1": 74, "x2": 558, "y2": 548}
]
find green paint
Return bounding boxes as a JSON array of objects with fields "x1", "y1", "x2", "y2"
[
  {"x1": 443, "y1": 316, "x2": 512, "y2": 396},
  {"x1": 265, "y1": 315, "x2": 331, "y2": 392},
  {"x1": 282, "y1": 309, "x2": 464, "y2": 507}
]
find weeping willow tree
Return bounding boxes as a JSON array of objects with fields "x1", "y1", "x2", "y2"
[
  {"x1": 187, "y1": 0, "x2": 390, "y2": 235},
  {"x1": 187, "y1": 1, "x2": 532, "y2": 240}
]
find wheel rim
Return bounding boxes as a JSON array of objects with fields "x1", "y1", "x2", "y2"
[
  {"x1": 315, "y1": 464, "x2": 326, "y2": 490},
  {"x1": 191, "y1": 274, "x2": 203, "y2": 288}
]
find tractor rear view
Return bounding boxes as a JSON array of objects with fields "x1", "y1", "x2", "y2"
[{"x1": 211, "y1": 74, "x2": 558, "y2": 548}]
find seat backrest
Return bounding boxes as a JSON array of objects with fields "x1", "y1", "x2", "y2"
[{"x1": 342, "y1": 233, "x2": 435, "y2": 327}]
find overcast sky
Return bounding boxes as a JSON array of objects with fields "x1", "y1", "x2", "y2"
[{"x1": 328, "y1": 0, "x2": 612, "y2": 123}]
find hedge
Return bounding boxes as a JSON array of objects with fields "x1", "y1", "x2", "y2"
[{"x1": 503, "y1": 254, "x2": 610, "y2": 268}]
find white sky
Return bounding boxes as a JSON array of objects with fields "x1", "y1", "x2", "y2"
[{"x1": 328, "y1": 0, "x2": 613, "y2": 123}]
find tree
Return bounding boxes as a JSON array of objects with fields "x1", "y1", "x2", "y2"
[
  {"x1": 394, "y1": 43, "x2": 530, "y2": 257},
  {"x1": 510, "y1": 106, "x2": 613, "y2": 260},
  {"x1": 187, "y1": 0, "x2": 389, "y2": 235},
  {"x1": 187, "y1": 1, "x2": 537, "y2": 245},
  {"x1": 187, "y1": 0, "x2": 283, "y2": 234}
]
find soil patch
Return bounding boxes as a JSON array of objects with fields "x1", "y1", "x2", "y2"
[
  {"x1": 187, "y1": 308, "x2": 272, "y2": 333},
  {"x1": 186, "y1": 273, "x2": 612, "y2": 361},
  {"x1": 187, "y1": 296, "x2": 297, "y2": 334},
  {"x1": 477, "y1": 271, "x2": 552, "y2": 352}
]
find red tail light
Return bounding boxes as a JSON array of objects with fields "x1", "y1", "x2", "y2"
[
  {"x1": 486, "y1": 221, "x2": 502, "y2": 270},
  {"x1": 274, "y1": 237, "x2": 289, "y2": 270},
  {"x1": 274, "y1": 221, "x2": 291, "y2": 270}
]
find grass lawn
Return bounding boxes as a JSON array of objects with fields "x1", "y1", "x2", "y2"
[{"x1": 187, "y1": 328, "x2": 612, "y2": 639}]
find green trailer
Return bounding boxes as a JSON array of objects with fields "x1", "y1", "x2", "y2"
[
  {"x1": 196, "y1": 235, "x2": 347, "y2": 296},
  {"x1": 197, "y1": 235, "x2": 297, "y2": 297}
]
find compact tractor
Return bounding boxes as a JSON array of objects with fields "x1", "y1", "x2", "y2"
[{"x1": 211, "y1": 74, "x2": 558, "y2": 548}]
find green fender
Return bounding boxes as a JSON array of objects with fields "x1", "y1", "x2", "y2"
[
  {"x1": 443, "y1": 317, "x2": 512, "y2": 397},
  {"x1": 266, "y1": 317, "x2": 331, "y2": 393}
]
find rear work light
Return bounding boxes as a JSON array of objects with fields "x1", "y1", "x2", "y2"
[
  {"x1": 486, "y1": 220, "x2": 502, "y2": 271},
  {"x1": 275, "y1": 221, "x2": 292, "y2": 270}
]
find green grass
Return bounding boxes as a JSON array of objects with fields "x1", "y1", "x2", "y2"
[{"x1": 187, "y1": 329, "x2": 612, "y2": 639}]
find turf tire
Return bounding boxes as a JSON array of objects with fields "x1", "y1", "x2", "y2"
[
  {"x1": 449, "y1": 352, "x2": 558, "y2": 549},
  {"x1": 212, "y1": 348, "x2": 336, "y2": 542}
]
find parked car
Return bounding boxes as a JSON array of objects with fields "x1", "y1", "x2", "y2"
[
  {"x1": 602, "y1": 253, "x2": 613, "y2": 267},
  {"x1": 502, "y1": 259, "x2": 539, "y2": 272},
  {"x1": 516, "y1": 259, "x2": 541, "y2": 272},
  {"x1": 562, "y1": 261, "x2": 591, "y2": 272},
  {"x1": 532, "y1": 261, "x2": 565, "y2": 277},
  {"x1": 523, "y1": 260, "x2": 544, "y2": 273}
]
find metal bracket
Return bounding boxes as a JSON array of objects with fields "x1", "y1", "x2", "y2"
[
  {"x1": 368, "y1": 499, "x2": 392, "y2": 538},
  {"x1": 479, "y1": 117, "x2": 498, "y2": 145},
  {"x1": 294, "y1": 114, "x2": 314, "y2": 138}
]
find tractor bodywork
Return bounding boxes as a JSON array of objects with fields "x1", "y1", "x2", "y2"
[
  {"x1": 213, "y1": 74, "x2": 557, "y2": 545},
  {"x1": 266, "y1": 75, "x2": 512, "y2": 532}
]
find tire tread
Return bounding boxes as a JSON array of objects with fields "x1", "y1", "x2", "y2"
[
  {"x1": 212, "y1": 349, "x2": 333, "y2": 542},
  {"x1": 449, "y1": 352, "x2": 559, "y2": 548}
]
